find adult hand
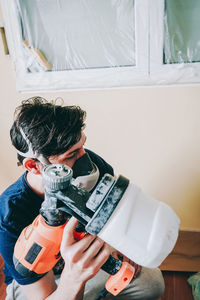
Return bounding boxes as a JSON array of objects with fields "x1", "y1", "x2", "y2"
[{"x1": 60, "y1": 217, "x2": 111, "y2": 284}]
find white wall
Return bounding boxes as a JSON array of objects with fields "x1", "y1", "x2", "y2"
[{"x1": 0, "y1": 10, "x2": 200, "y2": 230}]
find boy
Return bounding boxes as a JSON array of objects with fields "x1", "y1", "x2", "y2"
[{"x1": 0, "y1": 97, "x2": 164, "y2": 300}]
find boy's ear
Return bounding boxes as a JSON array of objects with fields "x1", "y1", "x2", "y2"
[{"x1": 23, "y1": 158, "x2": 41, "y2": 175}]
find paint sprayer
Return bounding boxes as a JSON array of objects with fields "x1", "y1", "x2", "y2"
[{"x1": 14, "y1": 163, "x2": 180, "y2": 295}]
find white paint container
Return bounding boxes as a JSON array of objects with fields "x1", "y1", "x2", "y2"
[{"x1": 98, "y1": 183, "x2": 180, "y2": 268}]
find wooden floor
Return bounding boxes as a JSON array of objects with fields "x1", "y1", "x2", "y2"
[{"x1": 160, "y1": 271, "x2": 194, "y2": 300}]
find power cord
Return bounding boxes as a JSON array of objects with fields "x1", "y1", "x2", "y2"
[{"x1": 94, "y1": 287, "x2": 109, "y2": 300}]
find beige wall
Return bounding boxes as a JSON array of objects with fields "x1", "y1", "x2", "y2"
[{"x1": 0, "y1": 13, "x2": 200, "y2": 231}]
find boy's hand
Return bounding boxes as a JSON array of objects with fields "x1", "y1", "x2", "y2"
[{"x1": 60, "y1": 217, "x2": 110, "y2": 284}]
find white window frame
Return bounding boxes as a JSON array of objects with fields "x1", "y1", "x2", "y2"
[
  {"x1": 150, "y1": 0, "x2": 200, "y2": 85},
  {"x1": 1, "y1": 0, "x2": 200, "y2": 92},
  {"x1": 1, "y1": 0, "x2": 149, "y2": 92}
]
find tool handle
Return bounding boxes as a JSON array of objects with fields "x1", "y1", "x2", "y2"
[
  {"x1": 101, "y1": 255, "x2": 122, "y2": 275},
  {"x1": 105, "y1": 261, "x2": 135, "y2": 296},
  {"x1": 73, "y1": 229, "x2": 125, "y2": 276},
  {"x1": 14, "y1": 214, "x2": 135, "y2": 296}
]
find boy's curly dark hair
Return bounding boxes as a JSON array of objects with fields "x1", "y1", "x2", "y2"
[{"x1": 10, "y1": 97, "x2": 86, "y2": 164}]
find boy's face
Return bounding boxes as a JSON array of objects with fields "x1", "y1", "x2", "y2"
[{"x1": 48, "y1": 132, "x2": 86, "y2": 168}]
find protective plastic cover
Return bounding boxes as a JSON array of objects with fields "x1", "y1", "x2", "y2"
[
  {"x1": 164, "y1": 0, "x2": 200, "y2": 64},
  {"x1": 17, "y1": 0, "x2": 135, "y2": 72},
  {"x1": 12, "y1": 0, "x2": 138, "y2": 91},
  {"x1": 1, "y1": 0, "x2": 200, "y2": 91}
]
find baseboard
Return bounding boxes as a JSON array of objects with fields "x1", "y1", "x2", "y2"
[{"x1": 160, "y1": 229, "x2": 200, "y2": 272}]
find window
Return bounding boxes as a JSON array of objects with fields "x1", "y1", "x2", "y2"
[
  {"x1": 164, "y1": 0, "x2": 200, "y2": 64},
  {"x1": 19, "y1": 0, "x2": 137, "y2": 71},
  {"x1": 150, "y1": 0, "x2": 200, "y2": 84},
  {"x1": 1, "y1": 0, "x2": 200, "y2": 91}
]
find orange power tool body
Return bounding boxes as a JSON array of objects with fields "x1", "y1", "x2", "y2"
[{"x1": 14, "y1": 164, "x2": 135, "y2": 296}]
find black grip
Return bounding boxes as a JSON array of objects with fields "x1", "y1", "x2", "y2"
[
  {"x1": 101, "y1": 255, "x2": 122, "y2": 275},
  {"x1": 13, "y1": 255, "x2": 46, "y2": 279}
]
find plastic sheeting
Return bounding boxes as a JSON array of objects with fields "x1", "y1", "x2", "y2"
[
  {"x1": 188, "y1": 272, "x2": 200, "y2": 300},
  {"x1": 164, "y1": 0, "x2": 200, "y2": 64},
  {"x1": 1, "y1": 0, "x2": 200, "y2": 91},
  {"x1": 17, "y1": 0, "x2": 135, "y2": 73}
]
